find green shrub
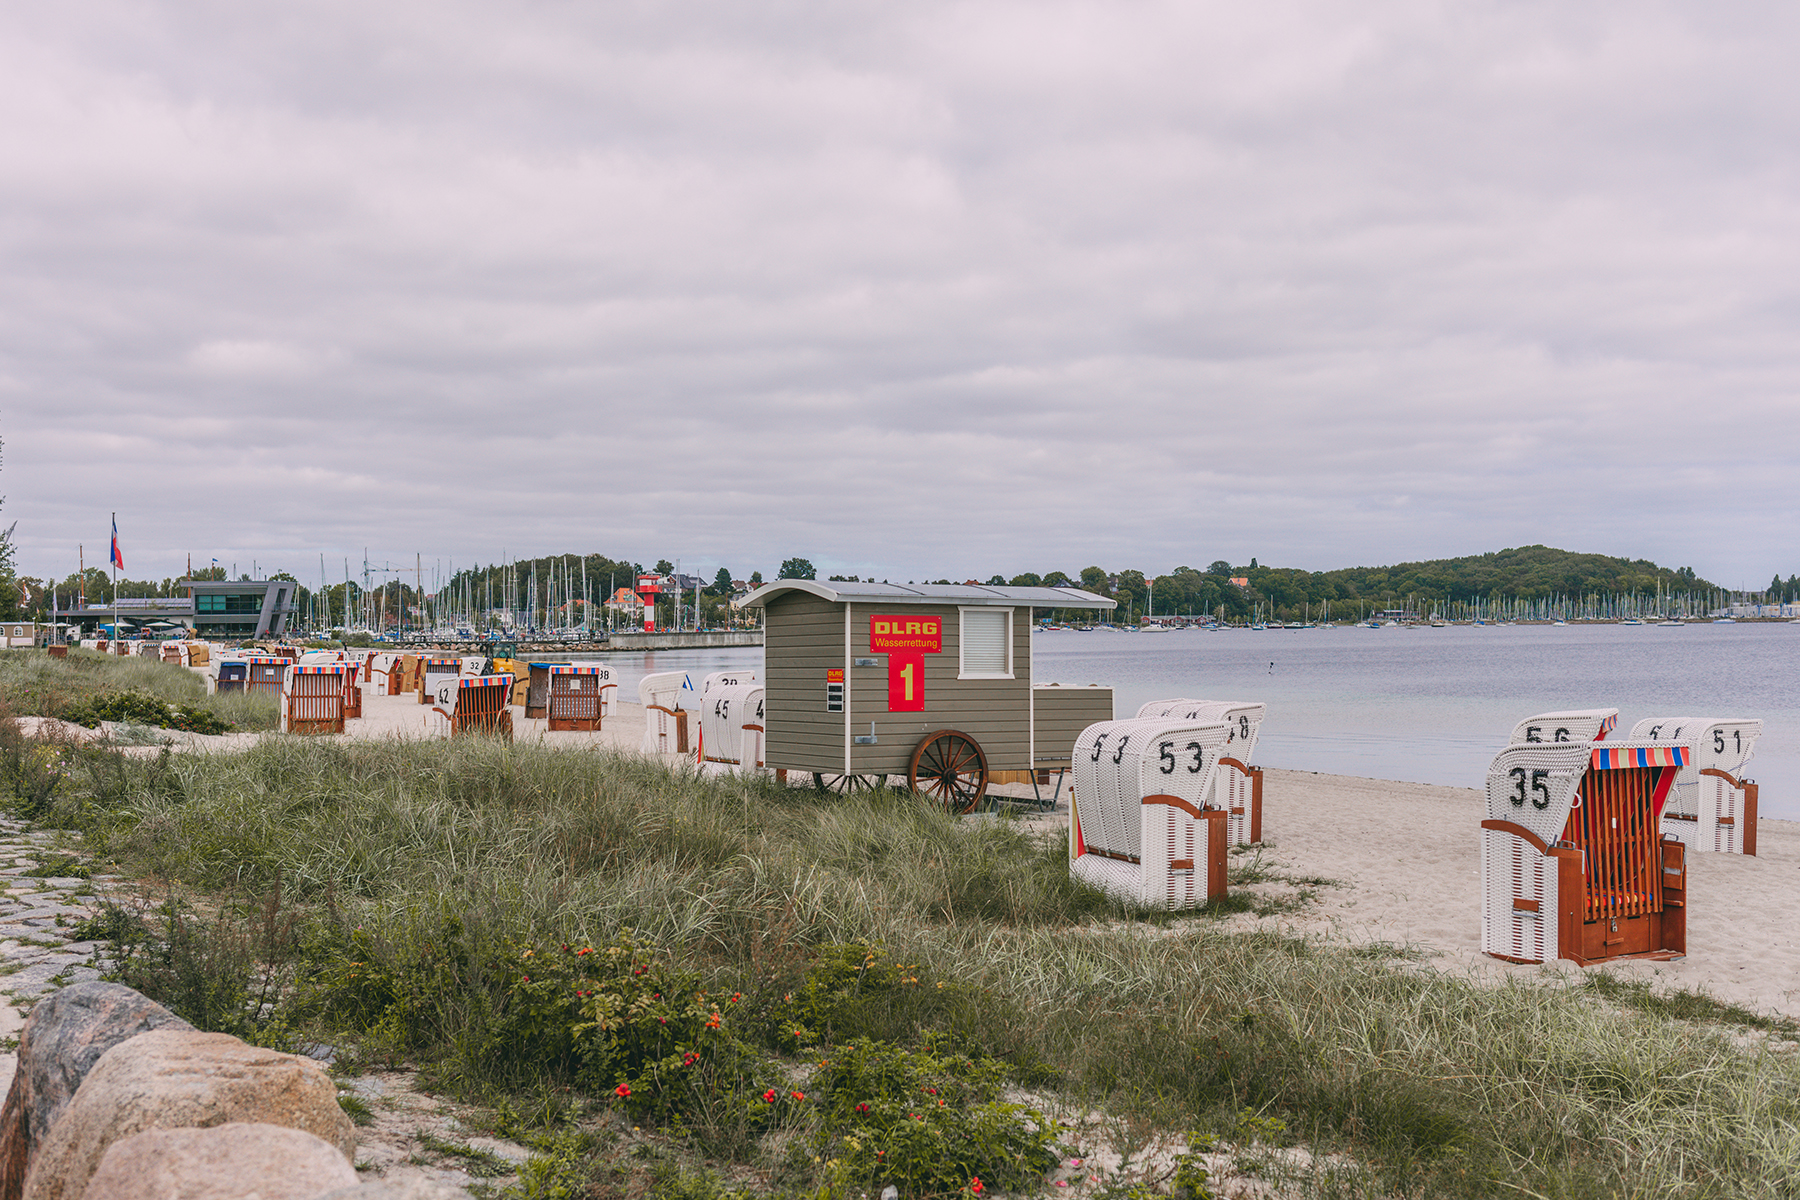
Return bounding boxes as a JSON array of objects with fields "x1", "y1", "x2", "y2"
[
  {"x1": 59, "y1": 691, "x2": 234, "y2": 735},
  {"x1": 810, "y1": 1038, "x2": 1059, "y2": 1199}
]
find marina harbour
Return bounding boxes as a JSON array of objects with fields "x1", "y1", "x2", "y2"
[{"x1": 569, "y1": 620, "x2": 1800, "y2": 820}]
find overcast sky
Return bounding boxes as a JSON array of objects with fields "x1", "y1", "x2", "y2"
[{"x1": 6, "y1": 2, "x2": 1797, "y2": 591}]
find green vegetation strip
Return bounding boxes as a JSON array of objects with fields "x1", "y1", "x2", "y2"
[
  {"x1": 0, "y1": 649, "x2": 278, "y2": 732},
  {"x1": 9, "y1": 734, "x2": 1800, "y2": 1199}
]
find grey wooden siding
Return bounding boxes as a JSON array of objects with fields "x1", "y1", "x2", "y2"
[
  {"x1": 1032, "y1": 686, "x2": 1115, "y2": 766},
  {"x1": 763, "y1": 592, "x2": 848, "y2": 773},
  {"x1": 842, "y1": 604, "x2": 1032, "y2": 774},
  {"x1": 764, "y1": 598, "x2": 1044, "y2": 775}
]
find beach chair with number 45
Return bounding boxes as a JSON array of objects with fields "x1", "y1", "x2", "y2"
[{"x1": 1068, "y1": 718, "x2": 1234, "y2": 909}]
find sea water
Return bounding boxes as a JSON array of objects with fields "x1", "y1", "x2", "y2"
[{"x1": 578, "y1": 622, "x2": 1800, "y2": 818}]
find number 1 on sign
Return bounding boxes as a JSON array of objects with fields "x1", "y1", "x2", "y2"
[{"x1": 888, "y1": 650, "x2": 926, "y2": 712}]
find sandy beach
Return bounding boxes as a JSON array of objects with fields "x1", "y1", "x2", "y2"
[{"x1": 35, "y1": 674, "x2": 1800, "y2": 1022}]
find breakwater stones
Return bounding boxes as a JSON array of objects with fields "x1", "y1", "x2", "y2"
[{"x1": 0, "y1": 982, "x2": 469, "y2": 1200}]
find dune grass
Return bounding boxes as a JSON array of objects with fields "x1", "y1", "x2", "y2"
[
  {"x1": 0, "y1": 647, "x2": 278, "y2": 730},
  {"x1": 30, "y1": 735, "x2": 1800, "y2": 1198}
]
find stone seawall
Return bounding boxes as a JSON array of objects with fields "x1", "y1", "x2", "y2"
[{"x1": 602, "y1": 630, "x2": 763, "y2": 651}]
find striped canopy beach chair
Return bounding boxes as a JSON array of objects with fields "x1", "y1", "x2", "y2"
[
  {"x1": 1483, "y1": 712, "x2": 1688, "y2": 966},
  {"x1": 431, "y1": 675, "x2": 515, "y2": 740},
  {"x1": 283, "y1": 664, "x2": 346, "y2": 735},
  {"x1": 547, "y1": 665, "x2": 614, "y2": 732}
]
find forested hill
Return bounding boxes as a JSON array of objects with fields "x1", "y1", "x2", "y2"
[
  {"x1": 1311, "y1": 546, "x2": 1714, "y2": 604},
  {"x1": 1215, "y1": 545, "x2": 1720, "y2": 621}
]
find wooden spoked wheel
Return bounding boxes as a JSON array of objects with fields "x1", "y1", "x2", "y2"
[
  {"x1": 908, "y1": 730, "x2": 988, "y2": 814},
  {"x1": 812, "y1": 773, "x2": 888, "y2": 795}
]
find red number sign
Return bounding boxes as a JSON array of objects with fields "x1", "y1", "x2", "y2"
[{"x1": 888, "y1": 651, "x2": 925, "y2": 711}]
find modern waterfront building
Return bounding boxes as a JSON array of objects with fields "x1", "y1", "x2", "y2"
[{"x1": 57, "y1": 578, "x2": 297, "y2": 640}]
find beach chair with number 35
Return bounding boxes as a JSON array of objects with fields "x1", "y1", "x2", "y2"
[{"x1": 1483, "y1": 708, "x2": 1690, "y2": 967}]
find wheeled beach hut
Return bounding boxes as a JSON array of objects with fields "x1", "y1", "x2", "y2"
[
  {"x1": 1629, "y1": 716, "x2": 1763, "y2": 855},
  {"x1": 1482, "y1": 709, "x2": 1690, "y2": 966},
  {"x1": 743, "y1": 581, "x2": 1116, "y2": 810}
]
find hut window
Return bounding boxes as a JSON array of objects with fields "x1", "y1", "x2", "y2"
[{"x1": 958, "y1": 608, "x2": 1012, "y2": 678}]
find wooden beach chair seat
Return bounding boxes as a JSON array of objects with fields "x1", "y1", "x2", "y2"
[
  {"x1": 430, "y1": 675, "x2": 515, "y2": 740},
  {"x1": 283, "y1": 664, "x2": 346, "y2": 735},
  {"x1": 639, "y1": 671, "x2": 695, "y2": 755},
  {"x1": 1136, "y1": 699, "x2": 1267, "y2": 844},
  {"x1": 160, "y1": 643, "x2": 183, "y2": 664},
  {"x1": 1630, "y1": 716, "x2": 1762, "y2": 854},
  {"x1": 416, "y1": 657, "x2": 461, "y2": 705},
  {"x1": 245, "y1": 656, "x2": 287, "y2": 695},
  {"x1": 215, "y1": 659, "x2": 248, "y2": 693},
  {"x1": 1482, "y1": 721, "x2": 1688, "y2": 966},
  {"x1": 546, "y1": 665, "x2": 615, "y2": 732},
  {"x1": 1067, "y1": 717, "x2": 1233, "y2": 909},
  {"x1": 524, "y1": 663, "x2": 565, "y2": 719},
  {"x1": 697, "y1": 683, "x2": 764, "y2": 769}
]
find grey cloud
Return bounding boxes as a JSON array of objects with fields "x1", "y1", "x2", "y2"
[{"x1": 5, "y1": 1, "x2": 1797, "y2": 587}]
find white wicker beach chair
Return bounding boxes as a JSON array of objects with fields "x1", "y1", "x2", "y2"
[
  {"x1": 700, "y1": 670, "x2": 757, "y2": 695},
  {"x1": 1507, "y1": 709, "x2": 1617, "y2": 746},
  {"x1": 1630, "y1": 717, "x2": 1763, "y2": 854},
  {"x1": 1482, "y1": 723, "x2": 1688, "y2": 966},
  {"x1": 639, "y1": 670, "x2": 696, "y2": 755},
  {"x1": 1068, "y1": 718, "x2": 1234, "y2": 908},
  {"x1": 1133, "y1": 699, "x2": 1266, "y2": 844},
  {"x1": 698, "y1": 683, "x2": 765, "y2": 771}
]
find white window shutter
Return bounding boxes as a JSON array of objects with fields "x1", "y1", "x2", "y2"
[{"x1": 961, "y1": 609, "x2": 1008, "y2": 675}]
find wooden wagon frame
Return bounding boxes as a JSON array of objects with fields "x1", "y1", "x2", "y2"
[{"x1": 744, "y1": 582, "x2": 1116, "y2": 811}]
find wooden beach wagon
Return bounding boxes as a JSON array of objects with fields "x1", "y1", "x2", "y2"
[
  {"x1": 1483, "y1": 709, "x2": 1690, "y2": 966},
  {"x1": 743, "y1": 582, "x2": 1115, "y2": 811}
]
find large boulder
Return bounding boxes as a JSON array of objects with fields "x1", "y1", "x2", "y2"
[
  {"x1": 21, "y1": 1029, "x2": 355, "y2": 1200},
  {"x1": 82, "y1": 1122, "x2": 357, "y2": 1200},
  {"x1": 0, "y1": 983, "x2": 192, "y2": 1200}
]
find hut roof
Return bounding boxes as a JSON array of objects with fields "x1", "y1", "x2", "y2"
[{"x1": 743, "y1": 581, "x2": 1116, "y2": 610}]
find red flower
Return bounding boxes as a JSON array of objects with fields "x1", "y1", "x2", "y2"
[
  {"x1": 926, "y1": 1087, "x2": 937, "y2": 1095},
  {"x1": 614, "y1": 1084, "x2": 631, "y2": 1098},
  {"x1": 791, "y1": 1091, "x2": 805, "y2": 1101},
  {"x1": 730, "y1": 993, "x2": 742, "y2": 1003},
  {"x1": 970, "y1": 1180, "x2": 983, "y2": 1194},
  {"x1": 855, "y1": 1103, "x2": 870, "y2": 1114},
  {"x1": 763, "y1": 1089, "x2": 778, "y2": 1103},
  {"x1": 705, "y1": 1013, "x2": 722, "y2": 1029}
]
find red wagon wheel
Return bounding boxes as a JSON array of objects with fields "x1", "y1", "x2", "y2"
[{"x1": 908, "y1": 730, "x2": 989, "y2": 815}]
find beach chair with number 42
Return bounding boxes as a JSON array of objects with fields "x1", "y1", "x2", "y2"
[
  {"x1": 1068, "y1": 718, "x2": 1234, "y2": 909},
  {"x1": 430, "y1": 676, "x2": 514, "y2": 741},
  {"x1": 1483, "y1": 708, "x2": 1690, "y2": 966}
]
